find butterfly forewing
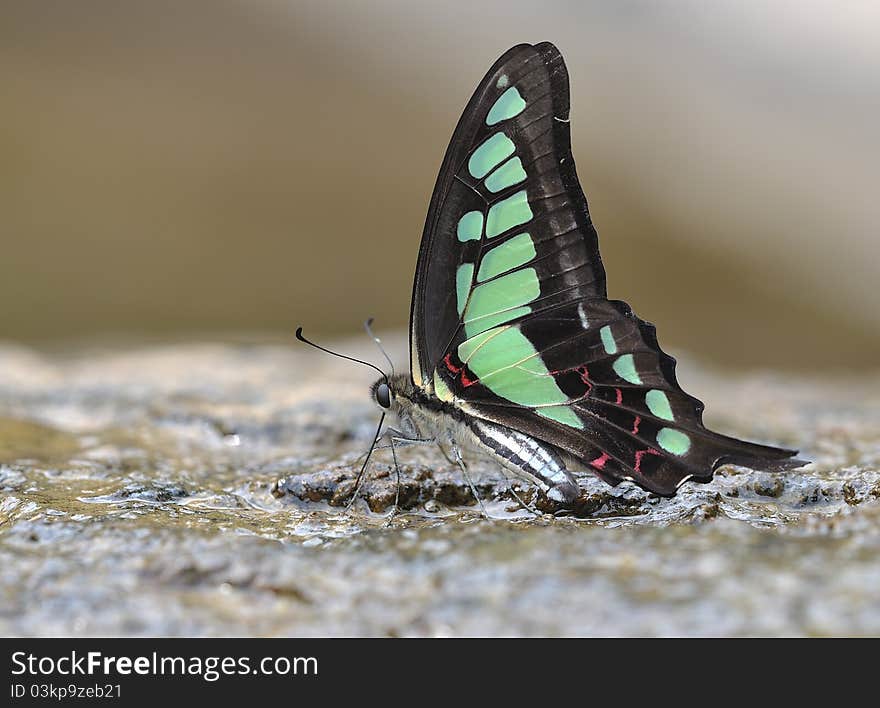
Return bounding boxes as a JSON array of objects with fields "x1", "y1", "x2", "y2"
[
  {"x1": 409, "y1": 42, "x2": 800, "y2": 496},
  {"x1": 410, "y1": 42, "x2": 605, "y2": 388}
]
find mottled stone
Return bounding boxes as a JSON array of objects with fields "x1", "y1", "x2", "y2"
[{"x1": 0, "y1": 337, "x2": 879, "y2": 637}]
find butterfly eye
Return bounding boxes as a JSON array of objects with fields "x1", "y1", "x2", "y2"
[{"x1": 376, "y1": 382, "x2": 392, "y2": 409}]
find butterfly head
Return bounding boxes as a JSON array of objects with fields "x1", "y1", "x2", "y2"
[
  {"x1": 370, "y1": 373, "x2": 422, "y2": 437},
  {"x1": 370, "y1": 373, "x2": 413, "y2": 411},
  {"x1": 373, "y1": 380, "x2": 392, "y2": 409}
]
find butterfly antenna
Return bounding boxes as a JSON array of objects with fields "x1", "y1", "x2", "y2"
[
  {"x1": 364, "y1": 318, "x2": 395, "y2": 377},
  {"x1": 295, "y1": 327, "x2": 388, "y2": 382}
]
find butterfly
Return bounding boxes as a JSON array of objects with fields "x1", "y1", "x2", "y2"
[{"x1": 303, "y1": 41, "x2": 805, "y2": 507}]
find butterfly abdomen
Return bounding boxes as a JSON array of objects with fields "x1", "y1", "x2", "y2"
[{"x1": 470, "y1": 419, "x2": 580, "y2": 503}]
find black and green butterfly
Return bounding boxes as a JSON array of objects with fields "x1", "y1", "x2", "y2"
[{"x1": 307, "y1": 41, "x2": 805, "y2": 506}]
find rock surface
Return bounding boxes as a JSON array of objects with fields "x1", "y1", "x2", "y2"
[{"x1": 1, "y1": 337, "x2": 879, "y2": 636}]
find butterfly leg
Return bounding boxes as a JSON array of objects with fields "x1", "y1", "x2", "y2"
[
  {"x1": 385, "y1": 426, "x2": 435, "y2": 444},
  {"x1": 496, "y1": 467, "x2": 542, "y2": 516},
  {"x1": 382, "y1": 435, "x2": 402, "y2": 527},
  {"x1": 450, "y1": 443, "x2": 491, "y2": 519},
  {"x1": 345, "y1": 429, "x2": 434, "y2": 517},
  {"x1": 350, "y1": 431, "x2": 435, "y2": 466},
  {"x1": 380, "y1": 434, "x2": 490, "y2": 517},
  {"x1": 435, "y1": 441, "x2": 457, "y2": 467}
]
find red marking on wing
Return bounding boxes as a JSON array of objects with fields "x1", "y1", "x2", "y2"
[
  {"x1": 575, "y1": 365, "x2": 593, "y2": 395},
  {"x1": 631, "y1": 415, "x2": 641, "y2": 435},
  {"x1": 634, "y1": 448, "x2": 661, "y2": 474},
  {"x1": 444, "y1": 353, "x2": 478, "y2": 387},
  {"x1": 590, "y1": 452, "x2": 610, "y2": 470},
  {"x1": 460, "y1": 370, "x2": 478, "y2": 387},
  {"x1": 444, "y1": 353, "x2": 461, "y2": 375},
  {"x1": 615, "y1": 388, "x2": 623, "y2": 405}
]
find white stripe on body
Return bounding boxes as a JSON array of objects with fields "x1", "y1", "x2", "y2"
[{"x1": 474, "y1": 422, "x2": 571, "y2": 488}]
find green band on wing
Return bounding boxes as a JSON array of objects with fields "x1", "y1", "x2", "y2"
[
  {"x1": 459, "y1": 325, "x2": 530, "y2": 374},
  {"x1": 458, "y1": 326, "x2": 509, "y2": 363},
  {"x1": 600, "y1": 325, "x2": 617, "y2": 354},
  {"x1": 477, "y1": 233, "x2": 535, "y2": 282},
  {"x1": 464, "y1": 267, "x2": 539, "y2": 336},
  {"x1": 486, "y1": 86, "x2": 526, "y2": 126},
  {"x1": 486, "y1": 190, "x2": 533, "y2": 238},
  {"x1": 460, "y1": 325, "x2": 584, "y2": 429},
  {"x1": 456, "y1": 263, "x2": 474, "y2": 316},
  {"x1": 612, "y1": 354, "x2": 642, "y2": 384},
  {"x1": 537, "y1": 405, "x2": 583, "y2": 428},
  {"x1": 645, "y1": 389, "x2": 674, "y2": 421},
  {"x1": 457, "y1": 211, "x2": 483, "y2": 242},
  {"x1": 468, "y1": 133, "x2": 515, "y2": 179},
  {"x1": 485, "y1": 157, "x2": 527, "y2": 193},
  {"x1": 465, "y1": 307, "x2": 531, "y2": 337},
  {"x1": 657, "y1": 427, "x2": 691, "y2": 455}
]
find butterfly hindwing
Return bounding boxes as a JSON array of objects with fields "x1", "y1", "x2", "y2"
[{"x1": 410, "y1": 42, "x2": 800, "y2": 496}]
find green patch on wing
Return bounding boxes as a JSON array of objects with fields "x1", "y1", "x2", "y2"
[
  {"x1": 612, "y1": 354, "x2": 642, "y2": 384},
  {"x1": 463, "y1": 268, "x2": 538, "y2": 337},
  {"x1": 458, "y1": 325, "x2": 583, "y2": 429},
  {"x1": 485, "y1": 157, "x2": 527, "y2": 193},
  {"x1": 486, "y1": 189, "x2": 532, "y2": 238},
  {"x1": 600, "y1": 325, "x2": 617, "y2": 354},
  {"x1": 477, "y1": 232, "x2": 536, "y2": 281},
  {"x1": 657, "y1": 427, "x2": 691, "y2": 455},
  {"x1": 486, "y1": 86, "x2": 526, "y2": 126},
  {"x1": 456, "y1": 211, "x2": 484, "y2": 242},
  {"x1": 468, "y1": 133, "x2": 515, "y2": 179},
  {"x1": 646, "y1": 389, "x2": 674, "y2": 421}
]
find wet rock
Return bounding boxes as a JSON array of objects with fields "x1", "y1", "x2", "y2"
[
  {"x1": 272, "y1": 461, "x2": 507, "y2": 513},
  {"x1": 0, "y1": 338, "x2": 879, "y2": 636},
  {"x1": 752, "y1": 475, "x2": 785, "y2": 498}
]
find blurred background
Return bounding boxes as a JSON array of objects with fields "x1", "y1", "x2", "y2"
[{"x1": 2, "y1": 0, "x2": 878, "y2": 369}]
